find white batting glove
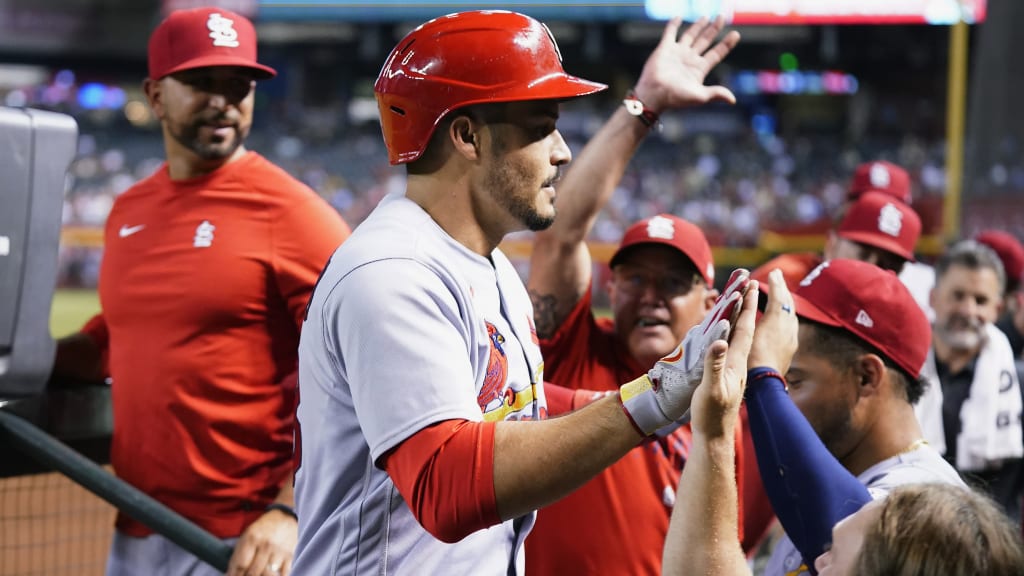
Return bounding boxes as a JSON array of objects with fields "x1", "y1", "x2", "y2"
[{"x1": 619, "y1": 269, "x2": 750, "y2": 436}]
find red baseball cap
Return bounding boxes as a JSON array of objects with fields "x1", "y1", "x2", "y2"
[
  {"x1": 609, "y1": 214, "x2": 714, "y2": 285},
  {"x1": 975, "y1": 230, "x2": 1024, "y2": 291},
  {"x1": 848, "y1": 161, "x2": 912, "y2": 203},
  {"x1": 148, "y1": 7, "x2": 276, "y2": 81},
  {"x1": 837, "y1": 191, "x2": 921, "y2": 262},
  {"x1": 793, "y1": 259, "x2": 931, "y2": 378}
]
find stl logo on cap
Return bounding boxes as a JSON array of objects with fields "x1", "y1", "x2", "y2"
[
  {"x1": 207, "y1": 13, "x2": 240, "y2": 48},
  {"x1": 646, "y1": 215, "x2": 676, "y2": 240},
  {"x1": 869, "y1": 162, "x2": 891, "y2": 189},
  {"x1": 799, "y1": 260, "x2": 830, "y2": 287},
  {"x1": 877, "y1": 202, "x2": 904, "y2": 238}
]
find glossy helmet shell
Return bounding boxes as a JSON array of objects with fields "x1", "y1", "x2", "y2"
[{"x1": 374, "y1": 10, "x2": 607, "y2": 165}]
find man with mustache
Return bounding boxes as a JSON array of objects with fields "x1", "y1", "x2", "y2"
[
  {"x1": 50, "y1": 7, "x2": 350, "y2": 575},
  {"x1": 291, "y1": 11, "x2": 750, "y2": 575},
  {"x1": 915, "y1": 239, "x2": 1024, "y2": 521}
]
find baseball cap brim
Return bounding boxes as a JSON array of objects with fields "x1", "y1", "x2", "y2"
[
  {"x1": 158, "y1": 55, "x2": 276, "y2": 80},
  {"x1": 791, "y1": 292, "x2": 843, "y2": 328},
  {"x1": 458, "y1": 73, "x2": 607, "y2": 106},
  {"x1": 838, "y1": 230, "x2": 916, "y2": 262},
  {"x1": 531, "y1": 73, "x2": 608, "y2": 100},
  {"x1": 609, "y1": 241, "x2": 711, "y2": 285}
]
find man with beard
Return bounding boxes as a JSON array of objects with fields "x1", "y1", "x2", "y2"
[
  {"x1": 915, "y1": 240, "x2": 1024, "y2": 520},
  {"x1": 50, "y1": 7, "x2": 350, "y2": 575},
  {"x1": 742, "y1": 261, "x2": 964, "y2": 576},
  {"x1": 291, "y1": 11, "x2": 750, "y2": 575}
]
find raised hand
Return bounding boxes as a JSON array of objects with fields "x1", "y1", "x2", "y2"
[
  {"x1": 748, "y1": 268, "x2": 800, "y2": 375},
  {"x1": 620, "y1": 269, "x2": 750, "y2": 436},
  {"x1": 690, "y1": 279, "x2": 759, "y2": 439},
  {"x1": 633, "y1": 15, "x2": 741, "y2": 113}
]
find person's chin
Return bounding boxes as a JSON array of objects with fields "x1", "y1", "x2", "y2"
[
  {"x1": 939, "y1": 327, "x2": 984, "y2": 351},
  {"x1": 196, "y1": 140, "x2": 240, "y2": 161},
  {"x1": 629, "y1": 328, "x2": 675, "y2": 362}
]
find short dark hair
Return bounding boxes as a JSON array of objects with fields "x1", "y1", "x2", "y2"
[
  {"x1": 858, "y1": 242, "x2": 908, "y2": 274},
  {"x1": 935, "y1": 240, "x2": 1006, "y2": 291},
  {"x1": 801, "y1": 322, "x2": 927, "y2": 404}
]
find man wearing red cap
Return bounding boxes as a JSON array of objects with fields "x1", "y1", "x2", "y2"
[
  {"x1": 914, "y1": 239, "x2": 1023, "y2": 521},
  {"x1": 292, "y1": 11, "x2": 749, "y2": 575},
  {"x1": 742, "y1": 261, "x2": 964, "y2": 576},
  {"x1": 50, "y1": 7, "x2": 351, "y2": 575},
  {"x1": 751, "y1": 181, "x2": 922, "y2": 292},
  {"x1": 522, "y1": 16, "x2": 746, "y2": 575},
  {"x1": 976, "y1": 230, "x2": 1024, "y2": 359}
]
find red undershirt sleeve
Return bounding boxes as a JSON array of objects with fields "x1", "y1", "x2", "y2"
[{"x1": 380, "y1": 419, "x2": 501, "y2": 543}]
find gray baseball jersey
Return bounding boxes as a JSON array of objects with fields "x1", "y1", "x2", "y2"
[
  {"x1": 764, "y1": 444, "x2": 964, "y2": 576},
  {"x1": 292, "y1": 194, "x2": 546, "y2": 575}
]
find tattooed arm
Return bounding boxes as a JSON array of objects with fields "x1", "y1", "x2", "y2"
[
  {"x1": 527, "y1": 17, "x2": 739, "y2": 340},
  {"x1": 527, "y1": 90, "x2": 652, "y2": 339}
]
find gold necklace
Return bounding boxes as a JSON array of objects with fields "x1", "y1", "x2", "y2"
[{"x1": 898, "y1": 438, "x2": 929, "y2": 456}]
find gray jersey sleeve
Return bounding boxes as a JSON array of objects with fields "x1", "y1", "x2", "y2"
[{"x1": 324, "y1": 257, "x2": 484, "y2": 462}]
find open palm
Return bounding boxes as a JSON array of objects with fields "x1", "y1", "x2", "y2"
[{"x1": 634, "y1": 16, "x2": 741, "y2": 112}]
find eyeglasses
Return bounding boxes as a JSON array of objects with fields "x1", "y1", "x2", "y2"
[{"x1": 613, "y1": 267, "x2": 701, "y2": 299}]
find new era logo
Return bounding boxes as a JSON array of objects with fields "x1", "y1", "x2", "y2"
[{"x1": 855, "y1": 309, "x2": 874, "y2": 328}]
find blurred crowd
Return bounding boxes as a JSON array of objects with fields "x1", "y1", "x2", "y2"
[{"x1": 57, "y1": 102, "x2": 1024, "y2": 288}]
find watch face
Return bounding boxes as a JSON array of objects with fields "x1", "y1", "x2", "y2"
[{"x1": 624, "y1": 98, "x2": 644, "y2": 115}]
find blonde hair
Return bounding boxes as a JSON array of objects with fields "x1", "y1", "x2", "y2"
[{"x1": 855, "y1": 483, "x2": 1024, "y2": 576}]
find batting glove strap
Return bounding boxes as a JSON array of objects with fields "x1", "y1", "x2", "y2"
[{"x1": 619, "y1": 375, "x2": 671, "y2": 437}]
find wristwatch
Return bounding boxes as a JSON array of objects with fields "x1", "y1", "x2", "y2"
[{"x1": 623, "y1": 90, "x2": 660, "y2": 128}]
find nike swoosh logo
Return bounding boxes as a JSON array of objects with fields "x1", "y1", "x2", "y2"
[{"x1": 119, "y1": 224, "x2": 146, "y2": 238}]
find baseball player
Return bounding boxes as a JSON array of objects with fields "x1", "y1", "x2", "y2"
[
  {"x1": 976, "y1": 229, "x2": 1024, "y2": 358},
  {"x1": 523, "y1": 16, "x2": 747, "y2": 575},
  {"x1": 743, "y1": 184, "x2": 924, "y2": 548},
  {"x1": 751, "y1": 160, "x2": 918, "y2": 289},
  {"x1": 746, "y1": 261, "x2": 964, "y2": 576},
  {"x1": 291, "y1": 11, "x2": 750, "y2": 575},
  {"x1": 50, "y1": 8, "x2": 351, "y2": 575}
]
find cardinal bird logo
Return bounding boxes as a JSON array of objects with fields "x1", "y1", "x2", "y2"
[{"x1": 477, "y1": 322, "x2": 509, "y2": 412}]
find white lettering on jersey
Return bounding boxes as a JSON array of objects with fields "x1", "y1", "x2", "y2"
[{"x1": 193, "y1": 220, "x2": 215, "y2": 248}]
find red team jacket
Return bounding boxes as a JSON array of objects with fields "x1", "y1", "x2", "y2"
[
  {"x1": 525, "y1": 289, "x2": 745, "y2": 576},
  {"x1": 84, "y1": 152, "x2": 349, "y2": 538}
]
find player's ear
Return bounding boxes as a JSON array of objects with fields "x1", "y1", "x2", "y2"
[
  {"x1": 450, "y1": 115, "x2": 480, "y2": 161},
  {"x1": 142, "y1": 77, "x2": 164, "y2": 120},
  {"x1": 855, "y1": 353, "x2": 885, "y2": 397},
  {"x1": 702, "y1": 283, "x2": 719, "y2": 312},
  {"x1": 823, "y1": 231, "x2": 838, "y2": 260}
]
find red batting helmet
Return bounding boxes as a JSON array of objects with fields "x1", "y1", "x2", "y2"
[{"x1": 374, "y1": 10, "x2": 608, "y2": 165}]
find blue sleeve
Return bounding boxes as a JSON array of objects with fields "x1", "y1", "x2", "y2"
[{"x1": 746, "y1": 367, "x2": 872, "y2": 572}]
